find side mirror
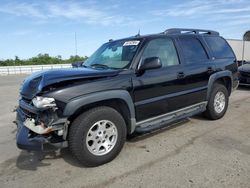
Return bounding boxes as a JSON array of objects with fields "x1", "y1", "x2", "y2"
[
  {"x1": 72, "y1": 61, "x2": 84, "y2": 68},
  {"x1": 139, "y1": 57, "x2": 162, "y2": 71}
]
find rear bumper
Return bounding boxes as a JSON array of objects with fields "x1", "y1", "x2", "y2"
[{"x1": 15, "y1": 106, "x2": 68, "y2": 151}]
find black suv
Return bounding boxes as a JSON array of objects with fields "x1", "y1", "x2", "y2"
[{"x1": 16, "y1": 28, "x2": 238, "y2": 166}]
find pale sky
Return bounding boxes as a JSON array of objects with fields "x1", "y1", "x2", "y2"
[{"x1": 0, "y1": 0, "x2": 249, "y2": 59}]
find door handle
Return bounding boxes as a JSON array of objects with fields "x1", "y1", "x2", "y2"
[
  {"x1": 207, "y1": 67, "x2": 213, "y2": 74},
  {"x1": 177, "y1": 72, "x2": 185, "y2": 79}
]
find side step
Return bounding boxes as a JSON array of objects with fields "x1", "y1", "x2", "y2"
[{"x1": 135, "y1": 102, "x2": 207, "y2": 133}]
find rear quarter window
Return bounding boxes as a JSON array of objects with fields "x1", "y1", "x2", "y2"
[
  {"x1": 179, "y1": 37, "x2": 208, "y2": 64},
  {"x1": 204, "y1": 36, "x2": 235, "y2": 58}
]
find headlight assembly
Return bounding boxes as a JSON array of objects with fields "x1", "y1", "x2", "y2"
[{"x1": 32, "y1": 96, "x2": 56, "y2": 108}]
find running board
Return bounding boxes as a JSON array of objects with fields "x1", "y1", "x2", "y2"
[{"x1": 135, "y1": 102, "x2": 207, "y2": 133}]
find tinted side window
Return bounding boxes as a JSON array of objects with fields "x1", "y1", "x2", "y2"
[
  {"x1": 205, "y1": 36, "x2": 234, "y2": 58},
  {"x1": 179, "y1": 37, "x2": 208, "y2": 64},
  {"x1": 142, "y1": 38, "x2": 179, "y2": 67}
]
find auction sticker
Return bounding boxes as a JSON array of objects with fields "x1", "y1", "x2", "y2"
[{"x1": 123, "y1": 40, "x2": 140, "y2": 46}]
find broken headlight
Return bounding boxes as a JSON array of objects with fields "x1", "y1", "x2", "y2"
[{"x1": 32, "y1": 96, "x2": 56, "y2": 108}]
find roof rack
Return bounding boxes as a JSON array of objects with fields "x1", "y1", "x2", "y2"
[{"x1": 164, "y1": 28, "x2": 219, "y2": 36}]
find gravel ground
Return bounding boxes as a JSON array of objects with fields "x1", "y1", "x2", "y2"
[{"x1": 0, "y1": 75, "x2": 250, "y2": 188}]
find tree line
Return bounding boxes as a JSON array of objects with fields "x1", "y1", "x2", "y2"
[{"x1": 0, "y1": 54, "x2": 88, "y2": 66}]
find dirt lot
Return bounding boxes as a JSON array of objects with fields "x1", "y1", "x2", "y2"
[{"x1": 0, "y1": 75, "x2": 250, "y2": 188}]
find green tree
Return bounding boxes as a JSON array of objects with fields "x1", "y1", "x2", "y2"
[{"x1": 0, "y1": 54, "x2": 88, "y2": 66}]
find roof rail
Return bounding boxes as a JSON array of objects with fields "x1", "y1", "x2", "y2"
[{"x1": 164, "y1": 28, "x2": 219, "y2": 36}]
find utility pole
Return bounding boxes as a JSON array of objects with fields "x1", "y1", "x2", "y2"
[
  {"x1": 75, "y1": 32, "x2": 78, "y2": 56},
  {"x1": 242, "y1": 40, "x2": 245, "y2": 65}
]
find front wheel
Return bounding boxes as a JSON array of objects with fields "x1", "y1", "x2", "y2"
[
  {"x1": 204, "y1": 83, "x2": 229, "y2": 120},
  {"x1": 68, "y1": 106, "x2": 127, "y2": 167}
]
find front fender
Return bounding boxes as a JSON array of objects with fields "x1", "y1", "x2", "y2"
[{"x1": 63, "y1": 90, "x2": 136, "y2": 133}]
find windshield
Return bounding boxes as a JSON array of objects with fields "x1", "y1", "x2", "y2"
[{"x1": 84, "y1": 39, "x2": 141, "y2": 69}]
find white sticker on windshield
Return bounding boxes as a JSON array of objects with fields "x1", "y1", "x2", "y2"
[{"x1": 123, "y1": 40, "x2": 140, "y2": 46}]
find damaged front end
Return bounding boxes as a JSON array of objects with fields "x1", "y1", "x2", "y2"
[
  {"x1": 15, "y1": 68, "x2": 119, "y2": 152},
  {"x1": 15, "y1": 96, "x2": 69, "y2": 151}
]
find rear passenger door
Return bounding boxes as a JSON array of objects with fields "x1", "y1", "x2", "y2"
[
  {"x1": 177, "y1": 36, "x2": 213, "y2": 105},
  {"x1": 203, "y1": 36, "x2": 237, "y2": 82}
]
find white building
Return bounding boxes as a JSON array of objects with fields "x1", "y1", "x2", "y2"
[
  {"x1": 226, "y1": 31, "x2": 250, "y2": 61},
  {"x1": 227, "y1": 39, "x2": 250, "y2": 61}
]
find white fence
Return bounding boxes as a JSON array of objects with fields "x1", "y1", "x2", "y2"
[{"x1": 0, "y1": 64, "x2": 72, "y2": 75}]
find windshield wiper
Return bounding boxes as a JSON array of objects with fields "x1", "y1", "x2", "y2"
[{"x1": 90, "y1": 64, "x2": 110, "y2": 69}]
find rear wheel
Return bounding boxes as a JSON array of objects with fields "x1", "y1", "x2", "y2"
[
  {"x1": 205, "y1": 83, "x2": 229, "y2": 120},
  {"x1": 68, "y1": 106, "x2": 127, "y2": 167}
]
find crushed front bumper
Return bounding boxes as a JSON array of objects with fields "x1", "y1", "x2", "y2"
[{"x1": 15, "y1": 102, "x2": 68, "y2": 151}]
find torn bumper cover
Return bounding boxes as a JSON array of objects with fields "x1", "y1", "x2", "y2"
[{"x1": 15, "y1": 101, "x2": 68, "y2": 151}]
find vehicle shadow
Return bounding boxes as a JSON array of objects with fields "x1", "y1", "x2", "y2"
[
  {"x1": 237, "y1": 85, "x2": 250, "y2": 90},
  {"x1": 15, "y1": 150, "x2": 61, "y2": 171},
  {"x1": 191, "y1": 113, "x2": 211, "y2": 121},
  {"x1": 15, "y1": 148, "x2": 85, "y2": 170},
  {"x1": 60, "y1": 148, "x2": 87, "y2": 168}
]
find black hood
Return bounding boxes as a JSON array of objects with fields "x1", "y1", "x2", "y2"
[
  {"x1": 20, "y1": 67, "x2": 119, "y2": 99},
  {"x1": 239, "y1": 64, "x2": 250, "y2": 72}
]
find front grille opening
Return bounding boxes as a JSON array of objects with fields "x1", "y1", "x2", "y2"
[{"x1": 21, "y1": 96, "x2": 32, "y2": 104}]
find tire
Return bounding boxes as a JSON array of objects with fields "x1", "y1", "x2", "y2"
[
  {"x1": 204, "y1": 83, "x2": 229, "y2": 120},
  {"x1": 68, "y1": 106, "x2": 127, "y2": 167}
]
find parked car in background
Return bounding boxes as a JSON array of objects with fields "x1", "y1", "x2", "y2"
[
  {"x1": 72, "y1": 61, "x2": 84, "y2": 68},
  {"x1": 237, "y1": 60, "x2": 250, "y2": 67},
  {"x1": 239, "y1": 62, "x2": 250, "y2": 86}
]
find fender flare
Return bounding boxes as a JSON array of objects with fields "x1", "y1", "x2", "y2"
[
  {"x1": 63, "y1": 90, "x2": 136, "y2": 133},
  {"x1": 207, "y1": 70, "x2": 233, "y2": 101}
]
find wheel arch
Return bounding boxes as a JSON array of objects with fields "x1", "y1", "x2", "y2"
[
  {"x1": 207, "y1": 70, "x2": 233, "y2": 101},
  {"x1": 64, "y1": 90, "x2": 136, "y2": 134}
]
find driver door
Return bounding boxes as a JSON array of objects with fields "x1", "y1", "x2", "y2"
[{"x1": 132, "y1": 37, "x2": 187, "y2": 121}]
